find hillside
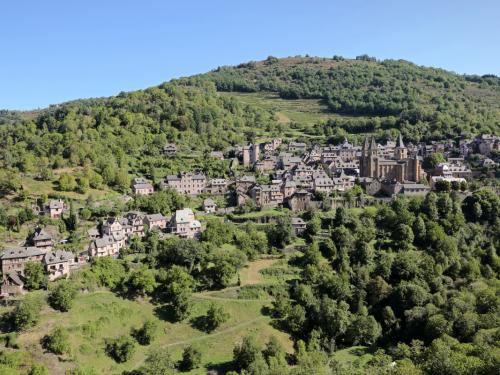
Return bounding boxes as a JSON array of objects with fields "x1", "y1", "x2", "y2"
[{"x1": 181, "y1": 55, "x2": 500, "y2": 141}]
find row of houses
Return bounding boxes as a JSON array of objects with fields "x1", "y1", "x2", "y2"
[{"x1": 88, "y1": 208, "x2": 202, "y2": 257}]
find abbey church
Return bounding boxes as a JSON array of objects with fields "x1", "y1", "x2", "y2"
[{"x1": 359, "y1": 134, "x2": 424, "y2": 183}]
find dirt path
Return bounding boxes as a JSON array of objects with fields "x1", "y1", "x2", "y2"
[{"x1": 162, "y1": 316, "x2": 267, "y2": 348}]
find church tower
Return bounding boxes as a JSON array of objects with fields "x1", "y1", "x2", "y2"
[{"x1": 395, "y1": 133, "x2": 408, "y2": 160}]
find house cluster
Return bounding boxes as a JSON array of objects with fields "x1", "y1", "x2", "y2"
[
  {"x1": 1, "y1": 227, "x2": 75, "y2": 297},
  {"x1": 88, "y1": 208, "x2": 202, "y2": 258}
]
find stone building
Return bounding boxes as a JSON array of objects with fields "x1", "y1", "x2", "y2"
[
  {"x1": 359, "y1": 135, "x2": 423, "y2": 183},
  {"x1": 162, "y1": 172, "x2": 207, "y2": 196}
]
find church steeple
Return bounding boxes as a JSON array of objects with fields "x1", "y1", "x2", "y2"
[
  {"x1": 395, "y1": 133, "x2": 407, "y2": 160},
  {"x1": 396, "y1": 133, "x2": 405, "y2": 148}
]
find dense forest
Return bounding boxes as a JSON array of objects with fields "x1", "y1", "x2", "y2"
[{"x1": 181, "y1": 55, "x2": 500, "y2": 141}]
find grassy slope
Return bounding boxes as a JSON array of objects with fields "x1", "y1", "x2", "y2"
[{"x1": 10, "y1": 259, "x2": 294, "y2": 375}]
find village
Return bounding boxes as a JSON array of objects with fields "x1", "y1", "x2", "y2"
[{"x1": 1, "y1": 133, "x2": 499, "y2": 298}]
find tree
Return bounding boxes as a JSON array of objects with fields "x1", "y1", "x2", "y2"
[
  {"x1": 114, "y1": 169, "x2": 130, "y2": 192},
  {"x1": 42, "y1": 327, "x2": 70, "y2": 355},
  {"x1": 269, "y1": 216, "x2": 294, "y2": 248},
  {"x1": 105, "y1": 335, "x2": 135, "y2": 363},
  {"x1": 122, "y1": 266, "x2": 156, "y2": 297},
  {"x1": 346, "y1": 314, "x2": 382, "y2": 345},
  {"x1": 180, "y1": 345, "x2": 202, "y2": 371},
  {"x1": 157, "y1": 265, "x2": 195, "y2": 321},
  {"x1": 48, "y1": 280, "x2": 77, "y2": 312},
  {"x1": 263, "y1": 336, "x2": 286, "y2": 364},
  {"x1": 139, "y1": 347, "x2": 176, "y2": 375},
  {"x1": 58, "y1": 174, "x2": 77, "y2": 191},
  {"x1": 203, "y1": 303, "x2": 229, "y2": 332},
  {"x1": 24, "y1": 262, "x2": 47, "y2": 290},
  {"x1": 133, "y1": 320, "x2": 158, "y2": 345},
  {"x1": 233, "y1": 335, "x2": 262, "y2": 371},
  {"x1": 422, "y1": 152, "x2": 445, "y2": 170},
  {"x1": 77, "y1": 177, "x2": 90, "y2": 194},
  {"x1": 11, "y1": 295, "x2": 43, "y2": 331}
]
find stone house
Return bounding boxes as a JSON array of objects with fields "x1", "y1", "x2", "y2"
[
  {"x1": 163, "y1": 143, "x2": 178, "y2": 156},
  {"x1": 203, "y1": 179, "x2": 229, "y2": 195},
  {"x1": 313, "y1": 177, "x2": 336, "y2": 194},
  {"x1": 250, "y1": 185, "x2": 284, "y2": 208},
  {"x1": 31, "y1": 228, "x2": 54, "y2": 252},
  {"x1": 132, "y1": 180, "x2": 154, "y2": 196},
  {"x1": 282, "y1": 180, "x2": 297, "y2": 198},
  {"x1": 126, "y1": 212, "x2": 146, "y2": 237},
  {"x1": 162, "y1": 172, "x2": 207, "y2": 196},
  {"x1": 287, "y1": 190, "x2": 314, "y2": 212},
  {"x1": 1, "y1": 247, "x2": 45, "y2": 296},
  {"x1": 291, "y1": 217, "x2": 307, "y2": 235},
  {"x1": 88, "y1": 234, "x2": 125, "y2": 257},
  {"x1": 169, "y1": 208, "x2": 202, "y2": 238},
  {"x1": 102, "y1": 217, "x2": 124, "y2": 237},
  {"x1": 203, "y1": 198, "x2": 217, "y2": 214},
  {"x1": 288, "y1": 141, "x2": 307, "y2": 153},
  {"x1": 144, "y1": 213, "x2": 168, "y2": 231},
  {"x1": 242, "y1": 144, "x2": 260, "y2": 166},
  {"x1": 235, "y1": 176, "x2": 256, "y2": 192},
  {"x1": 43, "y1": 250, "x2": 74, "y2": 281},
  {"x1": 48, "y1": 199, "x2": 65, "y2": 219}
]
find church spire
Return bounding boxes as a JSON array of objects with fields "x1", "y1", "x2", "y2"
[
  {"x1": 369, "y1": 136, "x2": 377, "y2": 150},
  {"x1": 396, "y1": 133, "x2": 405, "y2": 148},
  {"x1": 363, "y1": 136, "x2": 369, "y2": 151}
]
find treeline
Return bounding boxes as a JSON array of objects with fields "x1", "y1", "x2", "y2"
[{"x1": 183, "y1": 56, "x2": 500, "y2": 141}]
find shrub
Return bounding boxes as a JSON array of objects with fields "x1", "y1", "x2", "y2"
[
  {"x1": 203, "y1": 303, "x2": 229, "y2": 332},
  {"x1": 180, "y1": 345, "x2": 202, "y2": 371},
  {"x1": 132, "y1": 320, "x2": 158, "y2": 345},
  {"x1": 42, "y1": 327, "x2": 70, "y2": 355},
  {"x1": 105, "y1": 335, "x2": 135, "y2": 363}
]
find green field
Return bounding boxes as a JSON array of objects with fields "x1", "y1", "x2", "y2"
[{"x1": 9, "y1": 259, "x2": 294, "y2": 375}]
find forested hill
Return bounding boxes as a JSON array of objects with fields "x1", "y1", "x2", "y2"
[
  {"x1": 179, "y1": 55, "x2": 500, "y2": 140},
  {"x1": 0, "y1": 82, "x2": 277, "y2": 178}
]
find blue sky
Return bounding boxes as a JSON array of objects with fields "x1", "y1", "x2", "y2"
[{"x1": 1, "y1": 0, "x2": 499, "y2": 110}]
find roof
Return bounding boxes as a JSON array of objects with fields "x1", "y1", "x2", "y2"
[
  {"x1": 1, "y1": 247, "x2": 45, "y2": 260},
  {"x1": 34, "y1": 228, "x2": 52, "y2": 241},
  {"x1": 173, "y1": 208, "x2": 195, "y2": 223},
  {"x1": 6, "y1": 272, "x2": 23, "y2": 286},
  {"x1": 133, "y1": 183, "x2": 154, "y2": 190},
  {"x1": 92, "y1": 235, "x2": 120, "y2": 249},
  {"x1": 291, "y1": 217, "x2": 306, "y2": 225},
  {"x1": 146, "y1": 213, "x2": 167, "y2": 222},
  {"x1": 49, "y1": 199, "x2": 64, "y2": 209},
  {"x1": 203, "y1": 198, "x2": 216, "y2": 206},
  {"x1": 87, "y1": 228, "x2": 100, "y2": 236},
  {"x1": 44, "y1": 250, "x2": 73, "y2": 265}
]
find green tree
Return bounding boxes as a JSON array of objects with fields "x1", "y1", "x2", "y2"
[
  {"x1": 42, "y1": 327, "x2": 71, "y2": 355},
  {"x1": 233, "y1": 335, "x2": 262, "y2": 371},
  {"x1": 58, "y1": 174, "x2": 77, "y2": 191},
  {"x1": 13, "y1": 295, "x2": 43, "y2": 331},
  {"x1": 23, "y1": 262, "x2": 47, "y2": 290},
  {"x1": 203, "y1": 303, "x2": 229, "y2": 332},
  {"x1": 48, "y1": 280, "x2": 78, "y2": 312},
  {"x1": 133, "y1": 320, "x2": 158, "y2": 345},
  {"x1": 105, "y1": 335, "x2": 135, "y2": 363},
  {"x1": 180, "y1": 345, "x2": 202, "y2": 371}
]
